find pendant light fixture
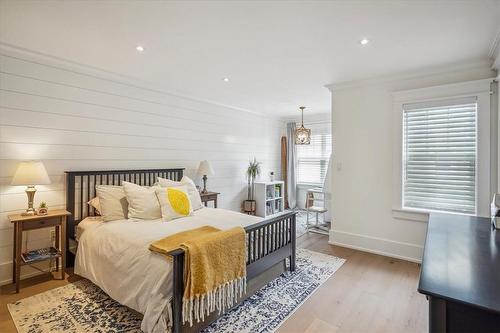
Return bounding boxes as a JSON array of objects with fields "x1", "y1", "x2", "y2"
[{"x1": 295, "y1": 106, "x2": 311, "y2": 145}]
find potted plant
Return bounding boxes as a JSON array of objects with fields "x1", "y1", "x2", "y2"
[
  {"x1": 38, "y1": 202, "x2": 48, "y2": 215},
  {"x1": 243, "y1": 158, "x2": 261, "y2": 214}
]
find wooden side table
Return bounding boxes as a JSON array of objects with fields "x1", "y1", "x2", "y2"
[
  {"x1": 8, "y1": 209, "x2": 70, "y2": 293},
  {"x1": 200, "y1": 192, "x2": 220, "y2": 208}
]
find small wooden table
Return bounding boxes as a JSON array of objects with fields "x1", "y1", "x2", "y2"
[
  {"x1": 200, "y1": 192, "x2": 220, "y2": 208},
  {"x1": 8, "y1": 209, "x2": 70, "y2": 293}
]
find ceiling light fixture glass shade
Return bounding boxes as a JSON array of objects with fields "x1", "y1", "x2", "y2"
[{"x1": 295, "y1": 106, "x2": 311, "y2": 145}]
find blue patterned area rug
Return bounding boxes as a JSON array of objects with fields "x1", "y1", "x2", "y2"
[{"x1": 8, "y1": 249, "x2": 345, "y2": 333}]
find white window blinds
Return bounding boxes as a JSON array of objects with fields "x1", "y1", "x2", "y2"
[
  {"x1": 297, "y1": 123, "x2": 332, "y2": 185},
  {"x1": 402, "y1": 97, "x2": 477, "y2": 215}
]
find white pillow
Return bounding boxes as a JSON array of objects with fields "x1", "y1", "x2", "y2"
[
  {"x1": 87, "y1": 197, "x2": 101, "y2": 215},
  {"x1": 157, "y1": 176, "x2": 203, "y2": 210},
  {"x1": 96, "y1": 185, "x2": 128, "y2": 222},
  {"x1": 122, "y1": 181, "x2": 161, "y2": 220},
  {"x1": 157, "y1": 177, "x2": 181, "y2": 187},
  {"x1": 155, "y1": 185, "x2": 193, "y2": 221}
]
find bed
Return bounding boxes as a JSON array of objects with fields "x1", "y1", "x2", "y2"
[{"x1": 65, "y1": 168, "x2": 297, "y2": 333}]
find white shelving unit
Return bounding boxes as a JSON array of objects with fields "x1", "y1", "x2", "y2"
[{"x1": 254, "y1": 181, "x2": 285, "y2": 218}]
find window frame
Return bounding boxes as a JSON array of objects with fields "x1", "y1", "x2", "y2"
[
  {"x1": 296, "y1": 128, "x2": 332, "y2": 186},
  {"x1": 392, "y1": 79, "x2": 492, "y2": 222}
]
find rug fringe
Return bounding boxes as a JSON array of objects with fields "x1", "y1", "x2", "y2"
[{"x1": 182, "y1": 277, "x2": 246, "y2": 326}]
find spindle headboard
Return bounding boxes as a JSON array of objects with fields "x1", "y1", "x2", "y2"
[{"x1": 65, "y1": 168, "x2": 184, "y2": 265}]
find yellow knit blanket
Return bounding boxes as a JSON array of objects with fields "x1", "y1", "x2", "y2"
[{"x1": 149, "y1": 226, "x2": 247, "y2": 326}]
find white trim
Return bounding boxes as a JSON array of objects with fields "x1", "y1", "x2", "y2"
[
  {"x1": 297, "y1": 182, "x2": 323, "y2": 188},
  {"x1": 0, "y1": 42, "x2": 270, "y2": 118},
  {"x1": 0, "y1": 261, "x2": 56, "y2": 286},
  {"x1": 391, "y1": 208, "x2": 429, "y2": 222},
  {"x1": 392, "y1": 78, "x2": 494, "y2": 102},
  {"x1": 392, "y1": 78, "x2": 493, "y2": 218},
  {"x1": 488, "y1": 27, "x2": 500, "y2": 61},
  {"x1": 494, "y1": 56, "x2": 500, "y2": 72},
  {"x1": 329, "y1": 230, "x2": 423, "y2": 263},
  {"x1": 326, "y1": 59, "x2": 493, "y2": 92}
]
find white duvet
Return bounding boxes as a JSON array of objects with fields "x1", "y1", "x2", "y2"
[{"x1": 75, "y1": 208, "x2": 262, "y2": 333}]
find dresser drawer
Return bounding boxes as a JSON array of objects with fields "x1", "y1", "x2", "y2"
[{"x1": 22, "y1": 217, "x2": 61, "y2": 230}]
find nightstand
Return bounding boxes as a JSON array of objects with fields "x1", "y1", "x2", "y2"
[
  {"x1": 200, "y1": 192, "x2": 220, "y2": 208},
  {"x1": 8, "y1": 209, "x2": 70, "y2": 293}
]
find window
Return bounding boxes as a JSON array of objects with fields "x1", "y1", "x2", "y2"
[
  {"x1": 402, "y1": 97, "x2": 477, "y2": 215},
  {"x1": 297, "y1": 125, "x2": 332, "y2": 185}
]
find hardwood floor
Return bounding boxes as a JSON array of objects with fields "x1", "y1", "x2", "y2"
[
  {"x1": 0, "y1": 232, "x2": 427, "y2": 333},
  {"x1": 278, "y1": 233, "x2": 427, "y2": 333}
]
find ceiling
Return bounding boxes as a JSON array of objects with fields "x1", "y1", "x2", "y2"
[{"x1": 0, "y1": 0, "x2": 499, "y2": 117}]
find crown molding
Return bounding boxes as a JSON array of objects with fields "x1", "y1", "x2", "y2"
[
  {"x1": 0, "y1": 42, "x2": 271, "y2": 118},
  {"x1": 279, "y1": 111, "x2": 331, "y2": 124},
  {"x1": 325, "y1": 58, "x2": 493, "y2": 92},
  {"x1": 392, "y1": 78, "x2": 495, "y2": 103}
]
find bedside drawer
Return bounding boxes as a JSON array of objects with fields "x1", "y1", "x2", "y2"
[
  {"x1": 23, "y1": 217, "x2": 61, "y2": 230},
  {"x1": 203, "y1": 195, "x2": 217, "y2": 201}
]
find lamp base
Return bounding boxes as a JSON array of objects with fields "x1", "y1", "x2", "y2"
[
  {"x1": 22, "y1": 185, "x2": 37, "y2": 216},
  {"x1": 201, "y1": 175, "x2": 208, "y2": 194}
]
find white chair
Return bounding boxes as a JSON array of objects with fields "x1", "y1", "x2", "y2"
[{"x1": 305, "y1": 188, "x2": 329, "y2": 235}]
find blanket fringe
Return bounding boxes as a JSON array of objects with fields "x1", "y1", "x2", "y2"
[{"x1": 182, "y1": 277, "x2": 247, "y2": 326}]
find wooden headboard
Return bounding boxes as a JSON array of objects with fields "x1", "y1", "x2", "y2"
[{"x1": 65, "y1": 168, "x2": 184, "y2": 265}]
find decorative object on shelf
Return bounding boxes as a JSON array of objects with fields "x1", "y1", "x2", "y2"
[
  {"x1": 22, "y1": 247, "x2": 60, "y2": 264},
  {"x1": 491, "y1": 193, "x2": 500, "y2": 229},
  {"x1": 197, "y1": 160, "x2": 214, "y2": 194},
  {"x1": 269, "y1": 171, "x2": 274, "y2": 182},
  {"x1": 11, "y1": 161, "x2": 51, "y2": 216},
  {"x1": 38, "y1": 202, "x2": 48, "y2": 215},
  {"x1": 295, "y1": 106, "x2": 311, "y2": 145}
]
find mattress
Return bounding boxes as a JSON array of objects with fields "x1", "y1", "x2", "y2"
[{"x1": 74, "y1": 207, "x2": 262, "y2": 333}]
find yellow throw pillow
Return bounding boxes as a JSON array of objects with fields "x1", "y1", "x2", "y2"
[
  {"x1": 157, "y1": 176, "x2": 204, "y2": 211},
  {"x1": 155, "y1": 186, "x2": 193, "y2": 221}
]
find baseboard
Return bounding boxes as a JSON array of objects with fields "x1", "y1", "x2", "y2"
[
  {"x1": 329, "y1": 229, "x2": 423, "y2": 263},
  {"x1": 0, "y1": 260, "x2": 57, "y2": 286}
]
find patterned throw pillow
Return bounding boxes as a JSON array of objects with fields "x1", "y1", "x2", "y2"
[
  {"x1": 157, "y1": 176, "x2": 204, "y2": 211},
  {"x1": 155, "y1": 186, "x2": 193, "y2": 221}
]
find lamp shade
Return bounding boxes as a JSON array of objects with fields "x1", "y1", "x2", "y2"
[
  {"x1": 11, "y1": 161, "x2": 51, "y2": 186},
  {"x1": 197, "y1": 160, "x2": 214, "y2": 176}
]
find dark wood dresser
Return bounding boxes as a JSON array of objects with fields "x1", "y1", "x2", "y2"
[{"x1": 418, "y1": 213, "x2": 500, "y2": 332}]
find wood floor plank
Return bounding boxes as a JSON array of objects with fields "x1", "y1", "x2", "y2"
[{"x1": 0, "y1": 233, "x2": 427, "y2": 332}]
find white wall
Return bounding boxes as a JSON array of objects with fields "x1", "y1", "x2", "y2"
[
  {"x1": 495, "y1": 50, "x2": 500, "y2": 190},
  {"x1": 0, "y1": 46, "x2": 282, "y2": 285},
  {"x1": 327, "y1": 62, "x2": 497, "y2": 262}
]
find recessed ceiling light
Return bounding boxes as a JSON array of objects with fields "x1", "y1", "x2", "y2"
[
  {"x1": 223, "y1": 77, "x2": 229, "y2": 82},
  {"x1": 136, "y1": 45, "x2": 144, "y2": 52},
  {"x1": 359, "y1": 38, "x2": 370, "y2": 45}
]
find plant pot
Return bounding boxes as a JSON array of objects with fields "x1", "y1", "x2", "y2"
[
  {"x1": 38, "y1": 208, "x2": 48, "y2": 215},
  {"x1": 243, "y1": 200, "x2": 256, "y2": 214}
]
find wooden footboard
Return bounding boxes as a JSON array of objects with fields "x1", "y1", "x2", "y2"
[{"x1": 168, "y1": 211, "x2": 297, "y2": 333}]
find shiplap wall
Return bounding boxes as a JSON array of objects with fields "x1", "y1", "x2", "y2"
[{"x1": 0, "y1": 46, "x2": 283, "y2": 285}]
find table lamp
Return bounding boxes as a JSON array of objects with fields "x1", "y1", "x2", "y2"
[
  {"x1": 197, "y1": 160, "x2": 214, "y2": 194},
  {"x1": 11, "y1": 161, "x2": 51, "y2": 216}
]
